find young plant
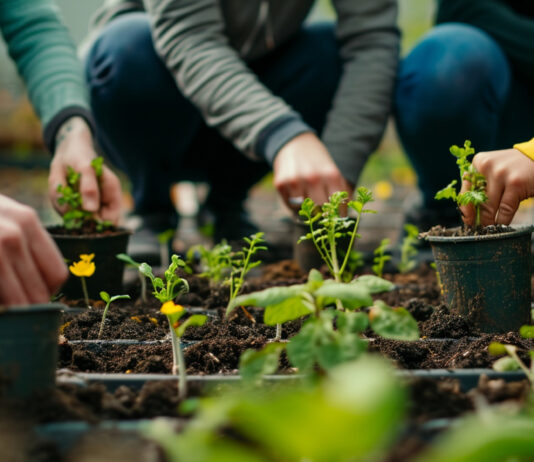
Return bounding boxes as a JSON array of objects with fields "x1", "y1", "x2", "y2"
[
  {"x1": 160, "y1": 300, "x2": 207, "y2": 400},
  {"x1": 228, "y1": 269, "x2": 419, "y2": 378},
  {"x1": 298, "y1": 188, "x2": 375, "y2": 283},
  {"x1": 398, "y1": 224, "x2": 419, "y2": 273},
  {"x1": 139, "y1": 254, "x2": 190, "y2": 304},
  {"x1": 186, "y1": 241, "x2": 232, "y2": 285},
  {"x1": 69, "y1": 253, "x2": 95, "y2": 307},
  {"x1": 435, "y1": 140, "x2": 488, "y2": 229},
  {"x1": 226, "y1": 232, "x2": 266, "y2": 310},
  {"x1": 116, "y1": 253, "x2": 148, "y2": 303},
  {"x1": 97, "y1": 291, "x2": 130, "y2": 339},
  {"x1": 372, "y1": 238, "x2": 391, "y2": 278},
  {"x1": 489, "y1": 325, "x2": 534, "y2": 387},
  {"x1": 56, "y1": 157, "x2": 112, "y2": 231}
]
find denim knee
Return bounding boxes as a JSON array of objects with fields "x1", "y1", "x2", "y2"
[{"x1": 395, "y1": 23, "x2": 511, "y2": 121}]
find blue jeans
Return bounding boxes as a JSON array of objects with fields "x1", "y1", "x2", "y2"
[
  {"x1": 395, "y1": 23, "x2": 534, "y2": 209},
  {"x1": 85, "y1": 13, "x2": 341, "y2": 218}
]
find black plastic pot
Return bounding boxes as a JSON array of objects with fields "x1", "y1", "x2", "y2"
[
  {"x1": 425, "y1": 225, "x2": 533, "y2": 333},
  {"x1": 0, "y1": 303, "x2": 64, "y2": 397},
  {"x1": 48, "y1": 227, "x2": 131, "y2": 300}
]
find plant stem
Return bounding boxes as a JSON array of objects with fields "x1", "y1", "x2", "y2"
[
  {"x1": 168, "y1": 319, "x2": 179, "y2": 375},
  {"x1": 140, "y1": 274, "x2": 147, "y2": 303},
  {"x1": 97, "y1": 302, "x2": 110, "y2": 339},
  {"x1": 339, "y1": 213, "x2": 361, "y2": 278},
  {"x1": 274, "y1": 323, "x2": 282, "y2": 341},
  {"x1": 81, "y1": 277, "x2": 90, "y2": 308},
  {"x1": 507, "y1": 346, "x2": 534, "y2": 386},
  {"x1": 167, "y1": 319, "x2": 187, "y2": 400}
]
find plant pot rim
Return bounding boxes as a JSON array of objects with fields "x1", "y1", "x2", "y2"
[
  {"x1": 423, "y1": 224, "x2": 534, "y2": 243},
  {"x1": 46, "y1": 226, "x2": 132, "y2": 240},
  {"x1": 0, "y1": 302, "x2": 66, "y2": 315}
]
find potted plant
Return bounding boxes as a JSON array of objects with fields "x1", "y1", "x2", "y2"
[
  {"x1": 0, "y1": 303, "x2": 64, "y2": 397},
  {"x1": 47, "y1": 157, "x2": 130, "y2": 300},
  {"x1": 422, "y1": 141, "x2": 533, "y2": 333}
]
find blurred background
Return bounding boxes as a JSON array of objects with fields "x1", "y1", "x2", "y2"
[{"x1": 0, "y1": 0, "x2": 460, "y2": 252}]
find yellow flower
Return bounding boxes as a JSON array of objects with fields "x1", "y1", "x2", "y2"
[
  {"x1": 69, "y1": 254, "x2": 96, "y2": 277},
  {"x1": 373, "y1": 180, "x2": 393, "y2": 200},
  {"x1": 161, "y1": 301, "x2": 184, "y2": 315}
]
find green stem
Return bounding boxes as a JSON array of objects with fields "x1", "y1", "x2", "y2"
[
  {"x1": 168, "y1": 319, "x2": 179, "y2": 376},
  {"x1": 339, "y1": 213, "x2": 361, "y2": 278},
  {"x1": 307, "y1": 217, "x2": 333, "y2": 274},
  {"x1": 168, "y1": 319, "x2": 188, "y2": 400},
  {"x1": 274, "y1": 323, "x2": 282, "y2": 342},
  {"x1": 80, "y1": 277, "x2": 90, "y2": 308},
  {"x1": 97, "y1": 302, "x2": 111, "y2": 339},
  {"x1": 140, "y1": 275, "x2": 147, "y2": 303},
  {"x1": 508, "y1": 347, "x2": 534, "y2": 387}
]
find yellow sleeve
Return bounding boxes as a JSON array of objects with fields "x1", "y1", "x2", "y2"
[{"x1": 513, "y1": 138, "x2": 534, "y2": 161}]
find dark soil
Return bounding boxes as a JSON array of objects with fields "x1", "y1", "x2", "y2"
[
  {"x1": 422, "y1": 224, "x2": 514, "y2": 237},
  {"x1": 47, "y1": 223, "x2": 126, "y2": 237}
]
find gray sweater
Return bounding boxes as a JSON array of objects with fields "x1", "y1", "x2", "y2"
[{"x1": 88, "y1": 0, "x2": 399, "y2": 185}]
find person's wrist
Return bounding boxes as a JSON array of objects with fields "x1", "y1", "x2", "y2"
[{"x1": 55, "y1": 116, "x2": 93, "y2": 151}]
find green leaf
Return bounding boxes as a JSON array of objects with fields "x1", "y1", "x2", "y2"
[
  {"x1": 370, "y1": 301, "x2": 419, "y2": 341},
  {"x1": 99, "y1": 291, "x2": 110, "y2": 303},
  {"x1": 157, "y1": 229, "x2": 175, "y2": 244},
  {"x1": 353, "y1": 275, "x2": 395, "y2": 294},
  {"x1": 90, "y1": 156, "x2": 104, "y2": 177},
  {"x1": 264, "y1": 296, "x2": 314, "y2": 325},
  {"x1": 239, "y1": 343, "x2": 286, "y2": 383},
  {"x1": 435, "y1": 181, "x2": 458, "y2": 201},
  {"x1": 227, "y1": 285, "x2": 307, "y2": 316},
  {"x1": 286, "y1": 319, "x2": 324, "y2": 374},
  {"x1": 487, "y1": 342, "x2": 507, "y2": 356},
  {"x1": 492, "y1": 356, "x2": 521, "y2": 372},
  {"x1": 315, "y1": 281, "x2": 373, "y2": 309},
  {"x1": 139, "y1": 262, "x2": 155, "y2": 280},
  {"x1": 116, "y1": 253, "x2": 140, "y2": 268},
  {"x1": 109, "y1": 294, "x2": 131, "y2": 303},
  {"x1": 175, "y1": 314, "x2": 207, "y2": 338},
  {"x1": 336, "y1": 311, "x2": 369, "y2": 334},
  {"x1": 520, "y1": 325, "x2": 534, "y2": 339}
]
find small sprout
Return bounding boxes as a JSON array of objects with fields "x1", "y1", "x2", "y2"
[
  {"x1": 226, "y1": 232, "x2": 266, "y2": 311},
  {"x1": 372, "y1": 238, "x2": 391, "y2": 278},
  {"x1": 435, "y1": 140, "x2": 488, "y2": 229},
  {"x1": 489, "y1": 334, "x2": 534, "y2": 387},
  {"x1": 98, "y1": 291, "x2": 130, "y2": 339},
  {"x1": 398, "y1": 224, "x2": 419, "y2": 273},
  {"x1": 139, "y1": 254, "x2": 189, "y2": 304},
  {"x1": 186, "y1": 241, "x2": 232, "y2": 285},
  {"x1": 298, "y1": 188, "x2": 376, "y2": 284},
  {"x1": 160, "y1": 301, "x2": 207, "y2": 400},
  {"x1": 69, "y1": 253, "x2": 95, "y2": 307}
]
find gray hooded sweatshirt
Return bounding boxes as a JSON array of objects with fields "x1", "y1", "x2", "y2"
[{"x1": 88, "y1": 0, "x2": 399, "y2": 185}]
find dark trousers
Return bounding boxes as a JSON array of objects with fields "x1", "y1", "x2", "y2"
[
  {"x1": 395, "y1": 23, "x2": 534, "y2": 209},
  {"x1": 85, "y1": 13, "x2": 342, "y2": 219}
]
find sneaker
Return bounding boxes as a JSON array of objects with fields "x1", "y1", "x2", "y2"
[{"x1": 125, "y1": 212, "x2": 178, "y2": 267}]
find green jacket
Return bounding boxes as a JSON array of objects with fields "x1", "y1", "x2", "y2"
[
  {"x1": 0, "y1": 0, "x2": 92, "y2": 151},
  {"x1": 437, "y1": 0, "x2": 534, "y2": 78}
]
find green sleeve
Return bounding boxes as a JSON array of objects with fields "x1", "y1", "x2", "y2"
[
  {"x1": 437, "y1": 0, "x2": 534, "y2": 77},
  {"x1": 0, "y1": 0, "x2": 93, "y2": 151}
]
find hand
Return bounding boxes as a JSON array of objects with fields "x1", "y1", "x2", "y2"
[
  {"x1": 0, "y1": 195, "x2": 68, "y2": 305},
  {"x1": 48, "y1": 117, "x2": 122, "y2": 224},
  {"x1": 273, "y1": 133, "x2": 353, "y2": 210},
  {"x1": 460, "y1": 148, "x2": 534, "y2": 226}
]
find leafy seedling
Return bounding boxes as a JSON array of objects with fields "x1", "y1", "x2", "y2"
[
  {"x1": 139, "y1": 254, "x2": 189, "y2": 304},
  {"x1": 372, "y1": 238, "x2": 391, "y2": 278},
  {"x1": 186, "y1": 241, "x2": 232, "y2": 286},
  {"x1": 98, "y1": 291, "x2": 130, "y2": 339},
  {"x1": 435, "y1": 140, "x2": 488, "y2": 229},
  {"x1": 298, "y1": 188, "x2": 375, "y2": 284},
  {"x1": 398, "y1": 224, "x2": 419, "y2": 273}
]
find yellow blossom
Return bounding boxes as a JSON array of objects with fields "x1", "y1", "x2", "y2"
[
  {"x1": 161, "y1": 301, "x2": 184, "y2": 315},
  {"x1": 69, "y1": 254, "x2": 96, "y2": 277},
  {"x1": 373, "y1": 180, "x2": 393, "y2": 200}
]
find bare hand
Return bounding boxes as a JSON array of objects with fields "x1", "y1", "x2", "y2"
[
  {"x1": 0, "y1": 195, "x2": 68, "y2": 305},
  {"x1": 48, "y1": 117, "x2": 122, "y2": 224},
  {"x1": 273, "y1": 133, "x2": 352, "y2": 209},
  {"x1": 460, "y1": 148, "x2": 534, "y2": 226}
]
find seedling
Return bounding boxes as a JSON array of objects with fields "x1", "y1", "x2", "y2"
[
  {"x1": 228, "y1": 269, "x2": 419, "y2": 377},
  {"x1": 372, "y1": 238, "x2": 391, "y2": 278},
  {"x1": 489, "y1": 325, "x2": 534, "y2": 387},
  {"x1": 298, "y1": 189, "x2": 375, "y2": 283},
  {"x1": 116, "y1": 253, "x2": 148, "y2": 302},
  {"x1": 435, "y1": 140, "x2": 488, "y2": 229},
  {"x1": 226, "y1": 232, "x2": 266, "y2": 311},
  {"x1": 139, "y1": 254, "x2": 189, "y2": 304},
  {"x1": 186, "y1": 241, "x2": 232, "y2": 286},
  {"x1": 69, "y1": 253, "x2": 95, "y2": 307},
  {"x1": 160, "y1": 301, "x2": 207, "y2": 400},
  {"x1": 398, "y1": 224, "x2": 419, "y2": 273},
  {"x1": 56, "y1": 157, "x2": 112, "y2": 231},
  {"x1": 97, "y1": 291, "x2": 130, "y2": 339}
]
